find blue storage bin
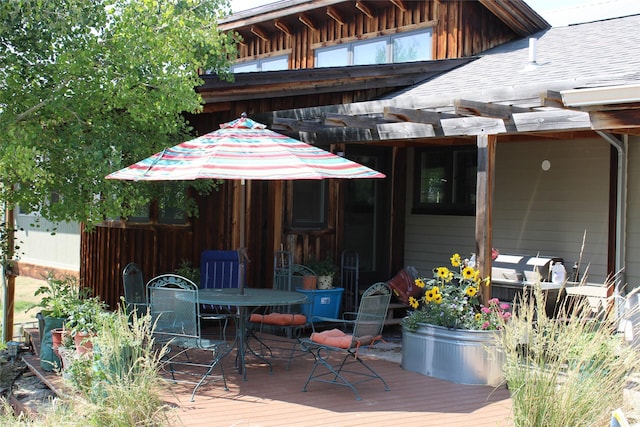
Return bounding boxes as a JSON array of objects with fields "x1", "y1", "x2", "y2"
[{"x1": 297, "y1": 287, "x2": 344, "y2": 320}]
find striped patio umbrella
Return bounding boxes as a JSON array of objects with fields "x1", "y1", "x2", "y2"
[
  {"x1": 106, "y1": 114, "x2": 385, "y2": 292},
  {"x1": 106, "y1": 114, "x2": 385, "y2": 181}
]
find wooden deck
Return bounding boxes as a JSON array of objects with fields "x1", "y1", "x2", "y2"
[
  {"x1": 160, "y1": 333, "x2": 514, "y2": 426},
  {"x1": 23, "y1": 329, "x2": 514, "y2": 426}
]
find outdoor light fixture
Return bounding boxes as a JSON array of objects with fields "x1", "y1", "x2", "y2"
[{"x1": 7, "y1": 341, "x2": 20, "y2": 364}]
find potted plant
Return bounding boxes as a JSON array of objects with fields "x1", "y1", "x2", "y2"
[
  {"x1": 33, "y1": 273, "x2": 83, "y2": 371},
  {"x1": 66, "y1": 295, "x2": 107, "y2": 354},
  {"x1": 401, "y1": 253, "x2": 511, "y2": 386},
  {"x1": 306, "y1": 256, "x2": 337, "y2": 290}
]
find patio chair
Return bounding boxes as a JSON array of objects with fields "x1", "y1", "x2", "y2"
[
  {"x1": 249, "y1": 251, "x2": 314, "y2": 369},
  {"x1": 148, "y1": 273, "x2": 230, "y2": 401},
  {"x1": 300, "y1": 282, "x2": 392, "y2": 400},
  {"x1": 199, "y1": 249, "x2": 243, "y2": 321},
  {"x1": 122, "y1": 262, "x2": 148, "y2": 316},
  {"x1": 340, "y1": 250, "x2": 360, "y2": 313}
]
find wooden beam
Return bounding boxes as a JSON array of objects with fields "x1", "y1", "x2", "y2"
[
  {"x1": 589, "y1": 110, "x2": 640, "y2": 129},
  {"x1": 355, "y1": 1, "x2": 373, "y2": 18},
  {"x1": 383, "y1": 106, "x2": 458, "y2": 123},
  {"x1": 326, "y1": 6, "x2": 344, "y2": 25},
  {"x1": 541, "y1": 90, "x2": 565, "y2": 109},
  {"x1": 475, "y1": 134, "x2": 496, "y2": 305},
  {"x1": 250, "y1": 25, "x2": 269, "y2": 42},
  {"x1": 390, "y1": 0, "x2": 407, "y2": 12},
  {"x1": 441, "y1": 117, "x2": 506, "y2": 136},
  {"x1": 274, "y1": 20, "x2": 292, "y2": 36},
  {"x1": 511, "y1": 110, "x2": 590, "y2": 132},
  {"x1": 454, "y1": 99, "x2": 529, "y2": 119},
  {"x1": 298, "y1": 14, "x2": 316, "y2": 30},
  {"x1": 324, "y1": 113, "x2": 394, "y2": 128},
  {"x1": 377, "y1": 122, "x2": 436, "y2": 139}
]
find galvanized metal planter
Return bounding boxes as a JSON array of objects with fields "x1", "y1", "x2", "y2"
[{"x1": 401, "y1": 323, "x2": 504, "y2": 386}]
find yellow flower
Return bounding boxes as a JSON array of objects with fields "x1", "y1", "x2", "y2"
[
  {"x1": 462, "y1": 266, "x2": 476, "y2": 280},
  {"x1": 434, "y1": 294, "x2": 443, "y2": 304},
  {"x1": 475, "y1": 313, "x2": 482, "y2": 321},
  {"x1": 465, "y1": 286, "x2": 478, "y2": 297},
  {"x1": 408, "y1": 296, "x2": 419, "y2": 309},
  {"x1": 450, "y1": 253, "x2": 462, "y2": 267},
  {"x1": 436, "y1": 267, "x2": 450, "y2": 279},
  {"x1": 425, "y1": 287, "x2": 438, "y2": 302},
  {"x1": 483, "y1": 277, "x2": 491, "y2": 287},
  {"x1": 415, "y1": 278, "x2": 426, "y2": 288}
]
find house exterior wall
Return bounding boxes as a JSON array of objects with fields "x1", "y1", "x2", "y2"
[
  {"x1": 405, "y1": 138, "x2": 610, "y2": 284},
  {"x1": 14, "y1": 214, "x2": 80, "y2": 278},
  {"x1": 625, "y1": 135, "x2": 640, "y2": 290}
]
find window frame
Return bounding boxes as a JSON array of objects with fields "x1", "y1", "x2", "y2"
[
  {"x1": 315, "y1": 27, "x2": 432, "y2": 68},
  {"x1": 289, "y1": 180, "x2": 329, "y2": 229},
  {"x1": 412, "y1": 146, "x2": 477, "y2": 216},
  {"x1": 231, "y1": 54, "x2": 289, "y2": 73}
]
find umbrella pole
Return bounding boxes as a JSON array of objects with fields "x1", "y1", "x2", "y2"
[{"x1": 239, "y1": 180, "x2": 246, "y2": 295}]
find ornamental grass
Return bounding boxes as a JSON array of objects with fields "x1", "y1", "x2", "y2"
[{"x1": 498, "y1": 283, "x2": 640, "y2": 426}]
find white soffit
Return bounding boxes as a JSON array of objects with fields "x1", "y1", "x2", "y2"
[{"x1": 561, "y1": 84, "x2": 640, "y2": 107}]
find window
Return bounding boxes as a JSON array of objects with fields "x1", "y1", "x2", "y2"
[
  {"x1": 231, "y1": 55, "x2": 289, "y2": 73},
  {"x1": 291, "y1": 180, "x2": 328, "y2": 228},
  {"x1": 315, "y1": 28, "x2": 432, "y2": 67},
  {"x1": 413, "y1": 147, "x2": 477, "y2": 215}
]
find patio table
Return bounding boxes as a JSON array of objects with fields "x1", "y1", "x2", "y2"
[{"x1": 198, "y1": 288, "x2": 307, "y2": 380}]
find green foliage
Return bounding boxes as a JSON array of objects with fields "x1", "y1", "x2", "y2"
[
  {"x1": 306, "y1": 255, "x2": 337, "y2": 277},
  {"x1": 498, "y1": 285, "x2": 640, "y2": 426},
  {"x1": 175, "y1": 259, "x2": 201, "y2": 284},
  {"x1": 66, "y1": 296, "x2": 107, "y2": 335},
  {"x1": 0, "y1": 0, "x2": 238, "y2": 227},
  {"x1": 33, "y1": 273, "x2": 85, "y2": 318}
]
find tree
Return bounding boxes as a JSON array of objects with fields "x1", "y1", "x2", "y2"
[{"x1": 0, "y1": 0, "x2": 238, "y2": 226}]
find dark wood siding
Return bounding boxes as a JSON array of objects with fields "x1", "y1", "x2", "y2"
[{"x1": 82, "y1": 0, "x2": 523, "y2": 308}]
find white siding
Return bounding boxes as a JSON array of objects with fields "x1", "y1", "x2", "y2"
[
  {"x1": 405, "y1": 138, "x2": 610, "y2": 282},
  {"x1": 624, "y1": 136, "x2": 640, "y2": 289},
  {"x1": 14, "y1": 213, "x2": 80, "y2": 272}
]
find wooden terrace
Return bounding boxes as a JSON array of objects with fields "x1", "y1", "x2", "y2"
[{"x1": 23, "y1": 328, "x2": 513, "y2": 426}]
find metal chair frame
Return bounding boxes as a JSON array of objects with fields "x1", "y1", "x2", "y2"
[
  {"x1": 148, "y1": 273, "x2": 230, "y2": 401},
  {"x1": 249, "y1": 251, "x2": 315, "y2": 369},
  {"x1": 122, "y1": 262, "x2": 148, "y2": 316},
  {"x1": 340, "y1": 250, "x2": 360, "y2": 314},
  {"x1": 300, "y1": 282, "x2": 391, "y2": 400}
]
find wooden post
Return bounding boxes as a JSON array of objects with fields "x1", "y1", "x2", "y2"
[
  {"x1": 475, "y1": 134, "x2": 496, "y2": 304},
  {"x1": 3, "y1": 206, "x2": 15, "y2": 343}
]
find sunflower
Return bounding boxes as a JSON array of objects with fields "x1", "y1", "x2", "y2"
[
  {"x1": 475, "y1": 313, "x2": 482, "y2": 321},
  {"x1": 465, "y1": 286, "x2": 478, "y2": 297},
  {"x1": 425, "y1": 287, "x2": 438, "y2": 302},
  {"x1": 408, "y1": 296, "x2": 420, "y2": 309},
  {"x1": 462, "y1": 266, "x2": 476, "y2": 280},
  {"x1": 414, "y1": 278, "x2": 426, "y2": 288},
  {"x1": 433, "y1": 293, "x2": 443, "y2": 304},
  {"x1": 435, "y1": 266, "x2": 450, "y2": 279},
  {"x1": 450, "y1": 253, "x2": 462, "y2": 267}
]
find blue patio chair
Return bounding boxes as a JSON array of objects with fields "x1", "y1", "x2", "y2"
[
  {"x1": 122, "y1": 262, "x2": 148, "y2": 316},
  {"x1": 148, "y1": 273, "x2": 230, "y2": 401},
  {"x1": 200, "y1": 249, "x2": 243, "y2": 319},
  {"x1": 300, "y1": 282, "x2": 391, "y2": 400}
]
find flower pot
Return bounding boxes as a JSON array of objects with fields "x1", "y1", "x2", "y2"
[
  {"x1": 73, "y1": 331, "x2": 95, "y2": 355},
  {"x1": 51, "y1": 328, "x2": 67, "y2": 358},
  {"x1": 302, "y1": 275, "x2": 317, "y2": 290},
  {"x1": 402, "y1": 323, "x2": 504, "y2": 386},
  {"x1": 317, "y1": 275, "x2": 333, "y2": 290}
]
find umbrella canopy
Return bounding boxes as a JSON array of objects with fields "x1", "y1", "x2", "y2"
[
  {"x1": 106, "y1": 115, "x2": 385, "y2": 181},
  {"x1": 106, "y1": 115, "x2": 385, "y2": 294}
]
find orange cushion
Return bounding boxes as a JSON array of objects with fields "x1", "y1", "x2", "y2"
[
  {"x1": 310, "y1": 329, "x2": 353, "y2": 349},
  {"x1": 249, "y1": 312, "x2": 307, "y2": 326}
]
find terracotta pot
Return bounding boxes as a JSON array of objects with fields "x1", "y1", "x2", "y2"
[
  {"x1": 302, "y1": 275, "x2": 317, "y2": 290},
  {"x1": 50, "y1": 328, "x2": 66, "y2": 358},
  {"x1": 73, "y1": 331, "x2": 95, "y2": 355}
]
